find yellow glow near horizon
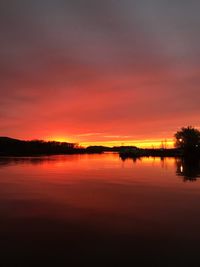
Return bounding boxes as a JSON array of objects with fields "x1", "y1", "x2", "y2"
[
  {"x1": 44, "y1": 135, "x2": 174, "y2": 149},
  {"x1": 44, "y1": 136, "x2": 75, "y2": 143},
  {"x1": 80, "y1": 139, "x2": 174, "y2": 148}
]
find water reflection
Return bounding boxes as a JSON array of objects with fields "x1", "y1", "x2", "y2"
[
  {"x1": 119, "y1": 155, "x2": 200, "y2": 181},
  {"x1": 1, "y1": 156, "x2": 200, "y2": 182},
  {"x1": 176, "y1": 157, "x2": 200, "y2": 181},
  {"x1": 0, "y1": 154, "x2": 85, "y2": 167},
  {"x1": 120, "y1": 155, "x2": 141, "y2": 163},
  {"x1": 0, "y1": 157, "x2": 54, "y2": 167},
  {"x1": 1, "y1": 154, "x2": 200, "y2": 266}
]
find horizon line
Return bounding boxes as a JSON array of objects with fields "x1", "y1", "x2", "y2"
[{"x1": 0, "y1": 136, "x2": 175, "y2": 149}]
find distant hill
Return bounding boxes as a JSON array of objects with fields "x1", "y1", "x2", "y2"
[
  {"x1": 0, "y1": 137, "x2": 21, "y2": 142},
  {"x1": 0, "y1": 137, "x2": 78, "y2": 156}
]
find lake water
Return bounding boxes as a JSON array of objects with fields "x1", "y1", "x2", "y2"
[{"x1": 0, "y1": 153, "x2": 200, "y2": 266}]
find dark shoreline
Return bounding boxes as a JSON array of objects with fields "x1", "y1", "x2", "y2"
[{"x1": 1, "y1": 136, "x2": 200, "y2": 158}]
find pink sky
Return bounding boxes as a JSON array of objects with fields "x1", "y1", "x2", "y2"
[{"x1": 0, "y1": 1, "x2": 200, "y2": 147}]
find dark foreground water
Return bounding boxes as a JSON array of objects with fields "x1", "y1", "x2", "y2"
[{"x1": 0, "y1": 154, "x2": 200, "y2": 267}]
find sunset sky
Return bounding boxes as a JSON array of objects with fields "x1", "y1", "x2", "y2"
[{"x1": 0, "y1": 0, "x2": 199, "y2": 147}]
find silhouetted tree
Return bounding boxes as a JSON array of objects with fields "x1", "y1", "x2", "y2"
[{"x1": 174, "y1": 126, "x2": 200, "y2": 155}]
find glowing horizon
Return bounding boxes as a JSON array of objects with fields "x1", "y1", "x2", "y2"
[
  {"x1": 80, "y1": 139, "x2": 174, "y2": 148},
  {"x1": 42, "y1": 135, "x2": 174, "y2": 148}
]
